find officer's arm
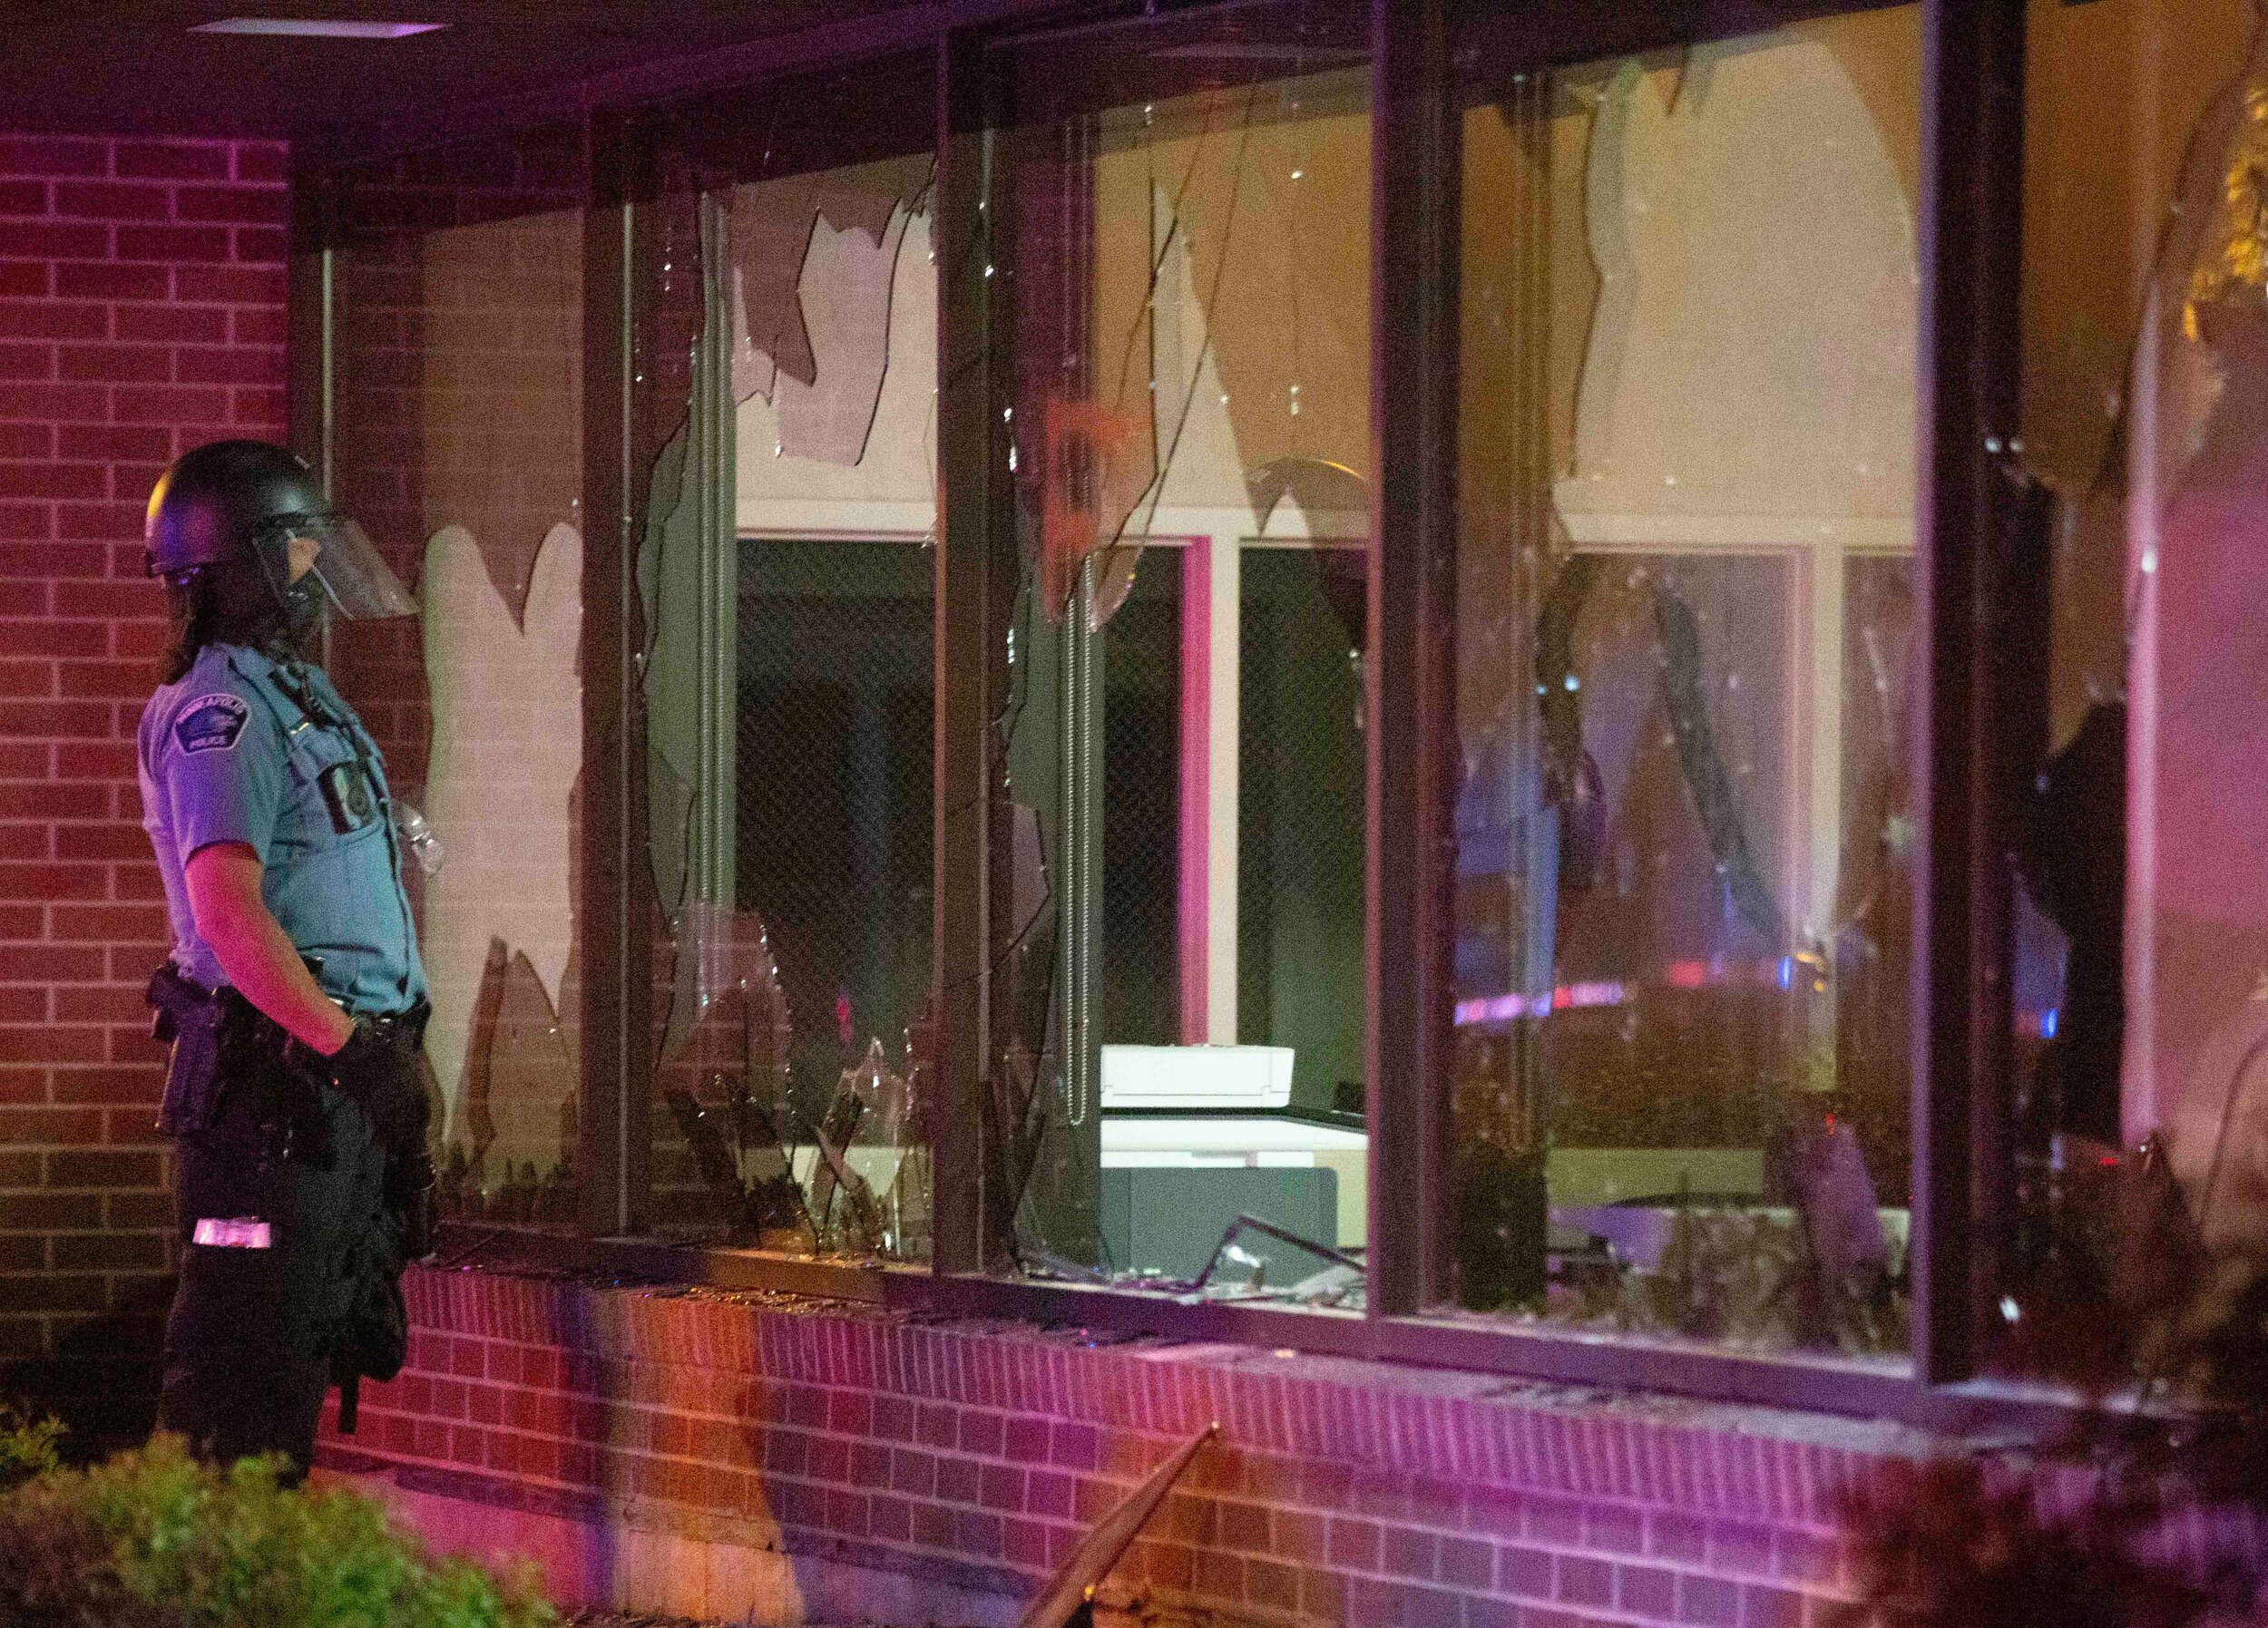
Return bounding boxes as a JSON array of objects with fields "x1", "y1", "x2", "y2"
[{"x1": 182, "y1": 842, "x2": 357, "y2": 1055}]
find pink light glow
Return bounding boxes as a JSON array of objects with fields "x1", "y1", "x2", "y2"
[
  {"x1": 1452, "y1": 980, "x2": 1627, "y2": 1026},
  {"x1": 1454, "y1": 955, "x2": 1829, "y2": 1027}
]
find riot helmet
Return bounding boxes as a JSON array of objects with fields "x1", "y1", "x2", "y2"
[{"x1": 145, "y1": 441, "x2": 414, "y2": 640}]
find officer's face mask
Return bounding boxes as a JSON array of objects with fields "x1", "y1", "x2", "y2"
[{"x1": 250, "y1": 512, "x2": 417, "y2": 633}]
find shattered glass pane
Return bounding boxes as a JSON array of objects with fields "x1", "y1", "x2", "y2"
[
  {"x1": 981, "y1": 4, "x2": 1374, "y2": 1292},
  {"x1": 636, "y1": 58, "x2": 937, "y2": 1259},
  {"x1": 322, "y1": 125, "x2": 589, "y2": 1229},
  {"x1": 1444, "y1": 15, "x2": 1921, "y2": 1359}
]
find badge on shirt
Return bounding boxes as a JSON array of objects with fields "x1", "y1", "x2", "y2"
[{"x1": 172, "y1": 693, "x2": 249, "y2": 756}]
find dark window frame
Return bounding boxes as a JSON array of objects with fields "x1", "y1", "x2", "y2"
[{"x1": 291, "y1": 0, "x2": 2035, "y2": 1427}]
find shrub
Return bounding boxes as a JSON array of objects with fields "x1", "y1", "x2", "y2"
[
  {"x1": 0, "y1": 1400, "x2": 64, "y2": 1489},
  {"x1": 0, "y1": 1432, "x2": 555, "y2": 1628},
  {"x1": 1835, "y1": 1237, "x2": 2268, "y2": 1628}
]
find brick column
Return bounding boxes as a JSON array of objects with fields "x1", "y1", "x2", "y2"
[{"x1": 0, "y1": 134, "x2": 288, "y2": 1448}]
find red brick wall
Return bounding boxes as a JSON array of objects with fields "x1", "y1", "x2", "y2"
[
  {"x1": 327, "y1": 1264, "x2": 1881, "y2": 1627},
  {"x1": 0, "y1": 134, "x2": 287, "y2": 1446}
]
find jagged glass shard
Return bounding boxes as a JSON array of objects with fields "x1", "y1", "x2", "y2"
[
  {"x1": 976, "y1": 18, "x2": 1374, "y2": 1278},
  {"x1": 487, "y1": 946, "x2": 577, "y2": 1185},
  {"x1": 636, "y1": 60, "x2": 936, "y2": 1259}
]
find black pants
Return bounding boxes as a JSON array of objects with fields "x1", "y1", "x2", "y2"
[
  {"x1": 157, "y1": 1063, "x2": 390, "y2": 1483},
  {"x1": 158, "y1": 1345, "x2": 330, "y2": 1485}
]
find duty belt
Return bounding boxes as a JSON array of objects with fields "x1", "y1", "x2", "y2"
[
  {"x1": 147, "y1": 961, "x2": 426, "y2": 1136},
  {"x1": 149, "y1": 961, "x2": 425, "y2": 1038}
]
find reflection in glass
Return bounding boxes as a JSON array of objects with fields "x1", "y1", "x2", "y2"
[
  {"x1": 1451, "y1": 14, "x2": 1921, "y2": 1355},
  {"x1": 1994, "y1": 1, "x2": 2268, "y2": 1384},
  {"x1": 324, "y1": 131, "x2": 589, "y2": 1225},
  {"x1": 983, "y1": 8, "x2": 1373, "y2": 1291}
]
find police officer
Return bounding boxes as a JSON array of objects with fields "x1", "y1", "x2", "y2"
[{"x1": 137, "y1": 439, "x2": 434, "y2": 1479}]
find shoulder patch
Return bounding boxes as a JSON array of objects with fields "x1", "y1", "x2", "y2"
[{"x1": 171, "y1": 692, "x2": 250, "y2": 756}]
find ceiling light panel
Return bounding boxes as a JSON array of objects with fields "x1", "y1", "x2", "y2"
[{"x1": 190, "y1": 17, "x2": 446, "y2": 38}]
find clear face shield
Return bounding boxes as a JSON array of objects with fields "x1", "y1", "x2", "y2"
[{"x1": 249, "y1": 511, "x2": 416, "y2": 626}]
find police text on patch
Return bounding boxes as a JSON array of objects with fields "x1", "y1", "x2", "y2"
[{"x1": 173, "y1": 693, "x2": 250, "y2": 756}]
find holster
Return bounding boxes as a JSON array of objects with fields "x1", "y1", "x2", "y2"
[{"x1": 152, "y1": 967, "x2": 436, "y2": 1264}]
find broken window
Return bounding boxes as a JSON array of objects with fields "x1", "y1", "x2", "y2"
[
  {"x1": 974, "y1": 4, "x2": 1375, "y2": 1299},
  {"x1": 322, "y1": 125, "x2": 591, "y2": 1230},
  {"x1": 634, "y1": 58, "x2": 939, "y2": 1260},
  {"x1": 1446, "y1": 12, "x2": 1922, "y2": 1357}
]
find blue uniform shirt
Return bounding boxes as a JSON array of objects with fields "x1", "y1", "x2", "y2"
[{"x1": 138, "y1": 642, "x2": 426, "y2": 1014}]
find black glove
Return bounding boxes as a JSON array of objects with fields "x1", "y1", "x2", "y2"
[{"x1": 317, "y1": 1019, "x2": 423, "y2": 1143}]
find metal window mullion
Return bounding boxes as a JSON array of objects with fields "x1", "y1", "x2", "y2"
[
  {"x1": 284, "y1": 171, "x2": 335, "y2": 488},
  {"x1": 1367, "y1": 0, "x2": 1459, "y2": 1317},
  {"x1": 1911, "y1": 0, "x2": 2027, "y2": 1386},
  {"x1": 1061, "y1": 556, "x2": 1100, "y2": 1139},
  {"x1": 318, "y1": 245, "x2": 334, "y2": 496},
  {"x1": 934, "y1": 30, "x2": 997, "y2": 1275},
  {"x1": 692, "y1": 191, "x2": 737, "y2": 931},
  {"x1": 582, "y1": 109, "x2": 652, "y2": 1240}
]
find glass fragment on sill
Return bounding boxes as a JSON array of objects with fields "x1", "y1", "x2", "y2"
[
  {"x1": 805, "y1": 1041, "x2": 878, "y2": 1251},
  {"x1": 844, "y1": 1038, "x2": 917, "y2": 1247},
  {"x1": 1017, "y1": 1210, "x2": 1368, "y2": 1311},
  {"x1": 885, "y1": 1025, "x2": 935, "y2": 1261},
  {"x1": 651, "y1": 903, "x2": 832, "y2": 1252},
  {"x1": 1540, "y1": 1204, "x2": 1907, "y2": 1354},
  {"x1": 644, "y1": 899, "x2": 939, "y2": 1261}
]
